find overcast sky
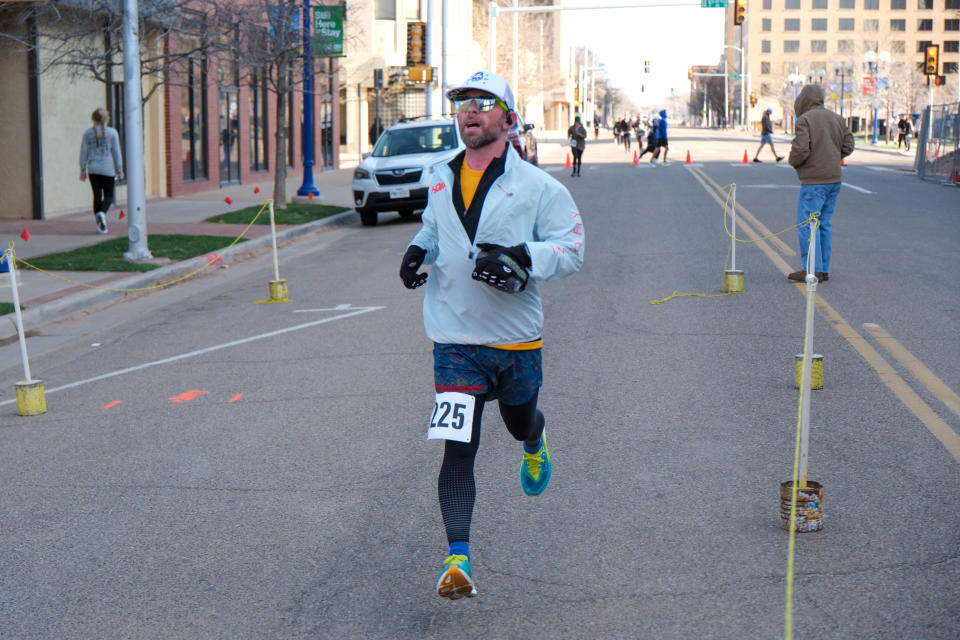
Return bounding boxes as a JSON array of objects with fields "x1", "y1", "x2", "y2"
[{"x1": 560, "y1": 1, "x2": 726, "y2": 108}]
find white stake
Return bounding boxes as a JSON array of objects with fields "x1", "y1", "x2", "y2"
[
  {"x1": 730, "y1": 183, "x2": 738, "y2": 271},
  {"x1": 5, "y1": 248, "x2": 32, "y2": 382},
  {"x1": 268, "y1": 200, "x2": 281, "y2": 282},
  {"x1": 798, "y1": 220, "x2": 818, "y2": 489}
]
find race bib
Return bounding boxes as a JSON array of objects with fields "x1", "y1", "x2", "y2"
[{"x1": 427, "y1": 392, "x2": 475, "y2": 443}]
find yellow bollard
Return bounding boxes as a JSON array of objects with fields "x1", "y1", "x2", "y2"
[
  {"x1": 268, "y1": 278, "x2": 289, "y2": 302},
  {"x1": 723, "y1": 269, "x2": 744, "y2": 293},
  {"x1": 254, "y1": 278, "x2": 291, "y2": 304},
  {"x1": 16, "y1": 379, "x2": 46, "y2": 416},
  {"x1": 794, "y1": 354, "x2": 824, "y2": 390}
]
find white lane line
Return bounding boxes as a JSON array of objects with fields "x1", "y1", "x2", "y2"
[
  {"x1": 0, "y1": 306, "x2": 385, "y2": 407},
  {"x1": 842, "y1": 182, "x2": 873, "y2": 194}
]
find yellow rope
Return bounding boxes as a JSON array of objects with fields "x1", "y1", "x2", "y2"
[
  {"x1": 650, "y1": 184, "x2": 819, "y2": 305},
  {"x1": 784, "y1": 217, "x2": 820, "y2": 640},
  {"x1": 10, "y1": 200, "x2": 271, "y2": 293}
]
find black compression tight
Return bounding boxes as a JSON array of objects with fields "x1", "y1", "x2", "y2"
[{"x1": 438, "y1": 392, "x2": 545, "y2": 544}]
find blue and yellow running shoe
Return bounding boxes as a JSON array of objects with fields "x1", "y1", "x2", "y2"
[
  {"x1": 436, "y1": 554, "x2": 477, "y2": 600},
  {"x1": 520, "y1": 431, "x2": 551, "y2": 496}
]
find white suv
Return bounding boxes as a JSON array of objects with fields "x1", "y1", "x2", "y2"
[{"x1": 352, "y1": 118, "x2": 463, "y2": 226}]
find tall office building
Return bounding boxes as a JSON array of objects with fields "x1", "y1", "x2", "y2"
[{"x1": 725, "y1": 0, "x2": 959, "y2": 130}]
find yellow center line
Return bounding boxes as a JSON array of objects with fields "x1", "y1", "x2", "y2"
[
  {"x1": 863, "y1": 322, "x2": 960, "y2": 421},
  {"x1": 688, "y1": 166, "x2": 960, "y2": 464},
  {"x1": 689, "y1": 166, "x2": 795, "y2": 256},
  {"x1": 688, "y1": 167, "x2": 795, "y2": 276}
]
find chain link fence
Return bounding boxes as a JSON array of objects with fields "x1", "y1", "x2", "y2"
[{"x1": 914, "y1": 102, "x2": 960, "y2": 186}]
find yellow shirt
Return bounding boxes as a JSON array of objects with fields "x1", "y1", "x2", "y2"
[{"x1": 460, "y1": 161, "x2": 483, "y2": 210}]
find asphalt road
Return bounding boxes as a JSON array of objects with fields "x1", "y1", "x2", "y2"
[{"x1": 0, "y1": 129, "x2": 958, "y2": 639}]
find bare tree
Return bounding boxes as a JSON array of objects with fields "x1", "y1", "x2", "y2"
[
  {"x1": 0, "y1": 0, "x2": 230, "y2": 105},
  {"x1": 232, "y1": 0, "x2": 301, "y2": 207}
]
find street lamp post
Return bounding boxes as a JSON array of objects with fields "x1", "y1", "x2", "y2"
[
  {"x1": 833, "y1": 61, "x2": 853, "y2": 122},
  {"x1": 723, "y1": 44, "x2": 744, "y2": 128},
  {"x1": 297, "y1": 0, "x2": 319, "y2": 197},
  {"x1": 788, "y1": 71, "x2": 804, "y2": 134},
  {"x1": 865, "y1": 50, "x2": 890, "y2": 145}
]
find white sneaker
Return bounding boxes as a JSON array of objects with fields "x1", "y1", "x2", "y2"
[
  {"x1": 650, "y1": 158, "x2": 659, "y2": 165},
  {"x1": 95, "y1": 212, "x2": 108, "y2": 234}
]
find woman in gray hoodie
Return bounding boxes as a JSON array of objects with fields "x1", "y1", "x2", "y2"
[{"x1": 79, "y1": 108, "x2": 123, "y2": 234}]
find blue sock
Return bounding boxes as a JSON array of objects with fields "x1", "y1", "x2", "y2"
[
  {"x1": 523, "y1": 438, "x2": 542, "y2": 454},
  {"x1": 449, "y1": 541, "x2": 469, "y2": 559}
]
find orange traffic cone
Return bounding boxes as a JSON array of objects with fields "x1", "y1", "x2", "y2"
[
  {"x1": 632, "y1": 150, "x2": 638, "y2": 166},
  {"x1": 685, "y1": 150, "x2": 692, "y2": 165},
  {"x1": 565, "y1": 153, "x2": 572, "y2": 168},
  {"x1": 742, "y1": 149, "x2": 749, "y2": 164}
]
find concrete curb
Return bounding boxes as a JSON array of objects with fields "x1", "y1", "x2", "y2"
[{"x1": 0, "y1": 209, "x2": 359, "y2": 342}]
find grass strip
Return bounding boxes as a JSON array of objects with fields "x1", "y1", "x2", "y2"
[
  {"x1": 21, "y1": 235, "x2": 247, "y2": 272},
  {"x1": 205, "y1": 202, "x2": 349, "y2": 225},
  {"x1": 0, "y1": 302, "x2": 14, "y2": 316}
]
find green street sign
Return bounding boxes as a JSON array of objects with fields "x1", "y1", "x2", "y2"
[
  {"x1": 312, "y1": 5, "x2": 344, "y2": 57},
  {"x1": 701, "y1": 0, "x2": 728, "y2": 7}
]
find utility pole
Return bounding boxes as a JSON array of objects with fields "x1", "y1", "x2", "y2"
[{"x1": 122, "y1": 0, "x2": 151, "y2": 261}]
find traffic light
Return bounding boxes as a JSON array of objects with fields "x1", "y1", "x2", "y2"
[
  {"x1": 934, "y1": 75, "x2": 946, "y2": 87},
  {"x1": 749, "y1": 92, "x2": 757, "y2": 107},
  {"x1": 924, "y1": 44, "x2": 938, "y2": 76},
  {"x1": 406, "y1": 21, "x2": 425, "y2": 66},
  {"x1": 688, "y1": 68, "x2": 693, "y2": 80},
  {"x1": 734, "y1": 0, "x2": 746, "y2": 26},
  {"x1": 574, "y1": 86, "x2": 579, "y2": 106}
]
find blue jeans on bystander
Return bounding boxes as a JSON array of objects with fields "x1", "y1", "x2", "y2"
[{"x1": 796, "y1": 182, "x2": 841, "y2": 274}]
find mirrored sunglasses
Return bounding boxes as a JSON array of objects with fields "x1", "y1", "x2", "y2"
[{"x1": 451, "y1": 96, "x2": 508, "y2": 114}]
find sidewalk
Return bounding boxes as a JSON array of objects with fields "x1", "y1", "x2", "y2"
[{"x1": 0, "y1": 168, "x2": 358, "y2": 341}]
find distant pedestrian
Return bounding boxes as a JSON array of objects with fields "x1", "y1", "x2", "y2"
[
  {"x1": 620, "y1": 118, "x2": 632, "y2": 153},
  {"x1": 79, "y1": 108, "x2": 123, "y2": 235},
  {"x1": 897, "y1": 115, "x2": 912, "y2": 151},
  {"x1": 567, "y1": 116, "x2": 588, "y2": 177},
  {"x1": 753, "y1": 108, "x2": 784, "y2": 163},
  {"x1": 787, "y1": 85, "x2": 854, "y2": 283},
  {"x1": 651, "y1": 109, "x2": 669, "y2": 164},
  {"x1": 593, "y1": 114, "x2": 600, "y2": 139}
]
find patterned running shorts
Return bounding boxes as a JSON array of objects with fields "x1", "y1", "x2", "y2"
[{"x1": 433, "y1": 343, "x2": 542, "y2": 405}]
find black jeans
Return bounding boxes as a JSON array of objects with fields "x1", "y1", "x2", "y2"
[{"x1": 89, "y1": 173, "x2": 116, "y2": 215}]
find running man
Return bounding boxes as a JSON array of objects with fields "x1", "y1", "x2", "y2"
[{"x1": 399, "y1": 70, "x2": 584, "y2": 601}]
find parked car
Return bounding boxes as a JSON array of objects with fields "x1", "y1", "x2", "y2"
[
  {"x1": 352, "y1": 118, "x2": 463, "y2": 226},
  {"x1": 508, "y1": 114, "x2": 539, "y2": 165}
]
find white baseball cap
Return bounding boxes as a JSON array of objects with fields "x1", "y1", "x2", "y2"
[{"x1": 446, "y1": 70, "x2": 515, "y2": 112}]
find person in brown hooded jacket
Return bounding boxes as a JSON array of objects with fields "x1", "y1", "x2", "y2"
[{"x1": 787, "y1": 84, "x2": 854, "y2": 282}]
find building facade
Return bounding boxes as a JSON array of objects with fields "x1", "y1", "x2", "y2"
[{"x1": 727, "y1": 0, "x2": 960, "y2": 132}]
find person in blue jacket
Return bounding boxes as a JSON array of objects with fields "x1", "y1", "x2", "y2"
[
  {"x1": 399, "y1": 70, "x2": 584, "y2": 601},
  {"x1": 651, "y1": 109, "x2": 669, "y2": 165}
]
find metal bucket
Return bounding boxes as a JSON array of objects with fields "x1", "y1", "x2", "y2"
[{"x1": 780, "y1": 480, "x2": 823, "y2": 532}]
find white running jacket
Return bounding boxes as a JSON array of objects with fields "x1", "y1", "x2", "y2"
[{"x1": 409, "y1": 145, "x2": 584, "y2": 346}]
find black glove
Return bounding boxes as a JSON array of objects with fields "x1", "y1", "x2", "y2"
[
  {"x1": 472, "y1": 243, "x2": 531, "y2": 293},
  {"x1": 399, "y1": 245, "x2": 428, "y2": 289}
]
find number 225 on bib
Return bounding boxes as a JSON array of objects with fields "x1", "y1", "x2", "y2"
[{"x1": 426, "y1": 392, "x2": 475, "y2": 444}]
